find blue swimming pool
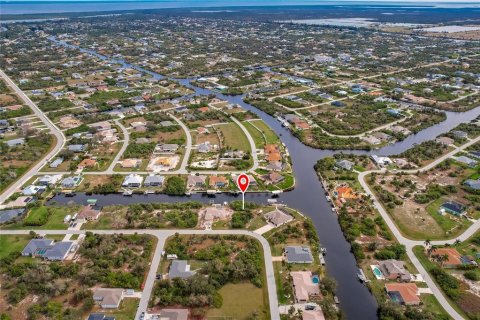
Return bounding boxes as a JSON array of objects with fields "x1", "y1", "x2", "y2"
[
  {"x1": 312, "y1": 275, "x2": 320, "y2": 284},
  {"x1": 372, "y1": 266, "x2": 382, "y2": 277}
]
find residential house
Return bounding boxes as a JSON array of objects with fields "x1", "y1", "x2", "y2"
[
  {"x1": 209, "y1": 176, "x2": 228, "y2": 188},
  {"x1": 68, "y1": 144, "x2": 86, "y2": 153},
  {"x1": 50, "y1": 157, "x2": 64, "y2": 168},
  {"x1": 122, "y1": 174, "x2": 143, "y2": 188},
  {"x1": 120, "y1": 158, "x2": 142, "y2": 168},
  {"x1": 93, "y1": 288, "x2": 124, "y2": 309},
  {"x1": 89, "y1": 121, "x2": 111, "y2": 131},
  {"x1": 61, "y1": 176, "x2": 82, "y2": 188},
  {"x1": 37, "y1": 174, "x2": 62, "y2": 186},
  {"x1": 144, "y1": 175, "x2": 165, "y2": 187},
  {"x1": 285, "y1": 246, "x2": 314, "y2": 264},
  {"x1": 433, "y1": 248, "x2": 476, "y2": 268},
  {"x1": 464, "y1": 179, "x2": 480, "y2": 190},
  {"x1": 187, "y1": 175, "x2": 207, "y2": 189},
  {"x1": 263, "y1": 172, "x2": 284, "y2": 185},
  {"x1": 378, "y1": 260, "x2": 412, "y2": 282},
  {"x1": 199, "y1": 206, "x2": 233, "y2": 229},
  {"x1": 168, "y1": 260, "x2": 195, "y2": 279},
  {"x1": 439, "y1": 201, "x2": 466, "y2": 216},
  {"x1": 22, "y1": 185, "x2": 46, "y2": 196},
  {"x1": 335, "y1": 159, "x2": 354, "y2": 171},
  {"x1": 154, "y1": 143, "x2": 179, "y2": 154},
  {"x1": 385, "y1": 283, "x2": 420, "y2": 306},
  {"x1": 454, "y1": 156, "x2": 477, "y2": 168},
  {"x1": 303, "y1": 310, "x2": 326, "y2": 320},
  {"x1": 291, "y1": 271, "x2": 320, "y2": 302},
  {"x1": 78, "y1": 158, "x2": 97, "y2": 169},
  {"x1": 452, "y1": 130, "x2": 468, "y2": 139},
  {"x1": 0, "y1": 208, "x2": 27, "y2": 224},
  {"x1": 77, "y1": 205, "x2": 101, "y2": 222},
  {"x1": 6, "y1": 138, "x2": 25, "y2": 147},
  {"x1": 436, "y1": 136, "x2": 454, "y2": 146},
  {"x1": 197, "y1": 141, "x2": 213, "y2": 153},
  {"x1": 22, "y1": 239, "x2": 74, "y2": 261},
  {"x1": 371, "y1": 155, "x2": 393, "y2": 167},
  {"x1": 264, "y1": 208, "x2": 293, "y2": 227}
]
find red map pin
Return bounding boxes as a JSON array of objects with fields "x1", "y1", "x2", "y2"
[{"x1": 237, "y1": 174, "x2": 250, "y2": 193}]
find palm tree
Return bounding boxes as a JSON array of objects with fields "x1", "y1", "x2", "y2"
[
  {"x1": 454, "y1": 239, "x2": 461, "y2": 246},
  {"x1": 424, "y1": 239, "x2": 431, "y2": 247},
  {"x1": 439, "y1": 254, "x2": 450, "y2": 267}
]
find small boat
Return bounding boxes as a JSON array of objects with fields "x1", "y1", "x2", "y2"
[
  {"x1": 326, "y1": 195, "x2": 331, "y2": 202},
  {"x1": 144, "y1": 190, "x2": 155, "y2": 194},
  {"x1": 271, "y1": 190, "x2": 283, "y2": 195},
  {"x1": 319, "y1": 254, "x2": 326, "y2": 265},
  {"x1": 185, "y1": 191, "x2": 192, "y2": 196},
  {"x1": 65, "y1": 191, "x2": 76, "y2": 197},
  {"x1": 320, "y1": 247, "x2": 327, "y2": 254},
  {"x1": 123, "y1": 190, "x2": 133, "y2": 196},
  {"x1": 334, "y1": 296, "x2": 340, "y2": 304},
  {"x1": 87, "y1": 199, "x2": 97, "y2": 205}
]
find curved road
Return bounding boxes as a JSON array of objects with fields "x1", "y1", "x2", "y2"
[
  {"x1": 0, "y1": 69, "x2": 66, "y2": 204},
  {"x1": 0, "y1": 228, "x2": 280, "y2": 320},
  {"x1": 358, "y1": 135, "x2": 480, "y2": 320}
]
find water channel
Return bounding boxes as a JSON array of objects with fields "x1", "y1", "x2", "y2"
[{"x1": 48, "y1": 36, "x2": 480, "y2": 319}]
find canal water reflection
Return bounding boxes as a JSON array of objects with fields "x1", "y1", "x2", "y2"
[{"x1": 48, "y1": 36, "x2": 480, "y2": 319}]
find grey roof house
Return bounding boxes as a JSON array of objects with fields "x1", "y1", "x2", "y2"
[
  {"x1": 67, "y1": 144, "x2": 86, "y2": 152},
  {"x1": 285, "y1": 246, "x2": 314, "y2": 264},
  {"x1": 168, "y1": 260, "x2": 195, "y2": 279},
  {"x1": 335, "y1": 159, "x2": 354, "y2": 171},
  {"x1": 265, "y1": 208, "x2": 293, "y2": 227},
  {"x1": 144, "y1": 175, "x2": 165, "y2": 187},
  {"x1": 22, "y1": 238, "x2": 74, "y2": 261}
]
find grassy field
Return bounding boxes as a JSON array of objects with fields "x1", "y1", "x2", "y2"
[
  {"x1": 3, "y1": 206, "x2": 77, "y2": 230},
  {"x1": 100, "y1": 298, "x2": 139, "y2": 320},
  {"x1": 216, "y1": 122, "x2": 251, "y2": 152},
  {"x1": 206, "y1": 282, "x2": 267, "y2": 319},
  {"x1": 251, "y1": 119, "x2": 279, "y2": 144},
  {"x1": 243, "y1": 121, "x2": 265, "y2": 148},
  {"x1": 0, "y1": 234, "x2": 31, "y2": 258},
  {"x1": 413, "y1": 246, "x2": 470, "y2": 319}
]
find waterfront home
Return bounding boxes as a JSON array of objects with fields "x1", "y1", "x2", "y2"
[
  {"x1": 144, "y1": 175, "x2": 165, "y2": 187},
  {"x1": 378, "y1": 260, "x2": 411, "y2": 282},
  {"x1": 385, "y1": 283, "x2": 420, "y2": 306},
  {"x1": 187, "y1": 174, "x2": 207, "y2": 189},
  {"x1": 291, "y1": 271, "x2": 320, "y2": 302},
  {"x1": 22, "y1": 185, "x2": 46, "y2": 196},
  {"x1": 285, "y1": 246, "x2": 314, "y2": 264},
  {"x1": 77, "y1": 205, "x2": 101, "y2": 222},
  {"x1": 436, "y1": 136, "x2": 454, "y2": 146},
  {"x1": 451, "y1": 130, "x2": 468, "y2": 139},
  {"x1": 263, "y1": 172, "x2": 284, "y2": 185},
  {"x1": 122, "y1": 174, "x2": 143, "y2": 188},
  {"x1": 264, "y1": 208, "x2": 293, "y2": 227},
  {"x1": 0, "y1": 208, "x2": 27, "y2": 224},
  {"x1": 371, "y1": 155, "x2": 393, "y2": 167},
  {"x1": 303, "y1": 310, "x2": 326, "y2": 320},
  {"x1": 61, "y1": 176, "x2": 82, "y2": 188},
  {"x1": 209, "y1": 176, "x2": 228, "y2": 188},
  {"x1": 335, "y1": 159, "x2": 354, "y2": 171}
]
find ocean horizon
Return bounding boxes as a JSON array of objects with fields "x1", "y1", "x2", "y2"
[{"x1": 1, "y1": 0, "x2": 480, "y2": 15}]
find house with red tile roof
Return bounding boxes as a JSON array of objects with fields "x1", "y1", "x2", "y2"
[{"x1": 385, "y1": 283, "x2": 420, "y2": 306}]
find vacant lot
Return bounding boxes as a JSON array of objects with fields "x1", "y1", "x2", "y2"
[
  {"x1": 206, "y1": 283, "x2": 267, "y2": 319},
  {"x1": 216, "y1": 122, "x2": 250, "y2": 152}
]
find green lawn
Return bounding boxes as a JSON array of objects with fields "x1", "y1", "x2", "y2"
[
  {"x1": 0, "y1": 234, "x2": 32, "y2": 258},
  {"x1": 102, "y1": 298, "x2": 139, "y2": 320},
  {"x1": 426, "y1": 198, "x2": 472, "y2": 237},
  {"x1": 3, "y1": 206, "x2": 77, "y2": 230},
  {"x1": 216, "y1": 122, "x2": 251, "y2": 152},
  {"x1": 251, "y1": 119, "x2": 279, "y2": 144},
  {"x1": 243, "y1": 121, "x2": 265, "y2": 148},
  {"x1": 206, "y1": 283, "x2": 268, "y2": 319}
]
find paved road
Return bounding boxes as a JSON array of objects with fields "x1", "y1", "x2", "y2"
[
  {"x1": 357, "y1": 136, "x2": 480, "y2": 320},
  {"x1": 230, "y1": 115, "x2": 260, "y2": 171},
  {"x1": 0, "y1": 69, "x2": 66, "y2": 204},
  {"x1": 169, "y1": 113, "x2": 192, "y2": 174},
  {"x1": 2, "y1": 228, "x2": 280, "y2": 320},
  {"x1": 106, "y1": 119, "x2": 129, "y2": 173}
]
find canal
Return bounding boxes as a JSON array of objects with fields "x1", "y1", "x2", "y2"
[{"x1": 48, "y1": 36, "x2": 480, "y2": 319}]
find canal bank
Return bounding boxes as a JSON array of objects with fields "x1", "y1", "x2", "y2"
[{"x1": 47, "y1": 36, "x2": 480, "y2": 320}]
